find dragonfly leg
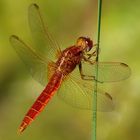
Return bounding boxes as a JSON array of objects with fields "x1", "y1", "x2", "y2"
[
  {"x1": 87, "y1": 48, "x2": 101, "y2": 59},
  {"x1": 87, "y1": 51, "x2": 96, "y2": 59},
  {"x1": 83, "y1": 56, "x2": 96, "y2": 65},
  {"x1": 79, "y1": 63, "x2": 103, "y2": 83},
  {"x1": 84, "y1": 44, "x2": 100, "y2": 60},
  {"x1": 93, "y1": 43, "x2": 98, "y2": 47}
]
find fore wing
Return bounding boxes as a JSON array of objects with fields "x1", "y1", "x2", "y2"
[
  {"x1": 81, "y1": 61, "x2": 131, "y2": 82},
  {"x1": 28, "y1": 3, "x2": 61, "y2": 59}
]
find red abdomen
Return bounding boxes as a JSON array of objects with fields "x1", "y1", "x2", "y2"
[{"x1": 19, "y1": 71, "x2": 63, "y2": 133}]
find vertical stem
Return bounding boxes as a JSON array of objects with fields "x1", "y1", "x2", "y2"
[
  {"x1": 92, "y1": 0, "x2": 102, "y2": 140},
  {"x1": 96, "y1": 0, "x2": 102, "y2": 62}
]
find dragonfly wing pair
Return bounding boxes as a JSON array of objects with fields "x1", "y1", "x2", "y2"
[{"x1": 57, "y1": 61, "x2": 131, "y2": 111}]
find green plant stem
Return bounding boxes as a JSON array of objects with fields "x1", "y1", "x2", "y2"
[{"x1": 92, "y1": 0, "x2": 102, "y2": 140}]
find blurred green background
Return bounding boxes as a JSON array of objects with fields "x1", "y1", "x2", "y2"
[{"x1": 0, "y1": 0, "x2": 139, "y2": 140}]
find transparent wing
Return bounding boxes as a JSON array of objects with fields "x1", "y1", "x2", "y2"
[
  {"x1": 57, "y1": 67, "x2": 114, "y2": 111},
  {"x1": 10, "y1": 35, "x2": 56, "y2": 86},
  {"x1": 82, "y1": 61, "x2": 131, "y2": 82},
  {"x1": 28, "y1": 3, "x2": 61, "y2": 59}
]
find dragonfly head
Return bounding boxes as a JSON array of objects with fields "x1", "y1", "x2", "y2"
[{"x1": 76, "y1": 36, "x2": 93, "y2": 52}]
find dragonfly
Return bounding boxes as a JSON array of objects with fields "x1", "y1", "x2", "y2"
[{"x1": 10, "y1": 3, "x2": 131, "y2": 133}]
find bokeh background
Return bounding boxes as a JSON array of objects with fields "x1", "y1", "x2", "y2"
[{"x1": 0, "y1": 0, "x2": 139, "y2": 140}]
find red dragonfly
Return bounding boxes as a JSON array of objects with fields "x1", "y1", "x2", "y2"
[{"x1": 10, "y1": 4, "x2": 131, "y2": 133}]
